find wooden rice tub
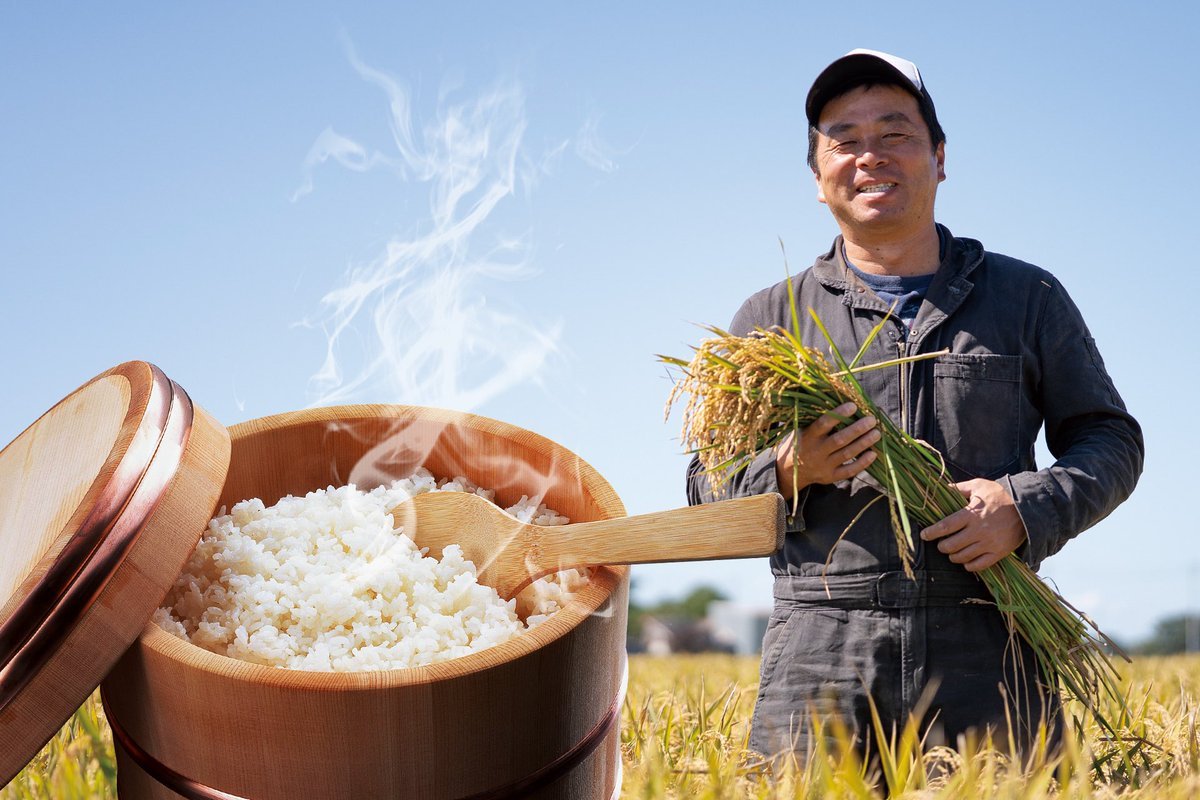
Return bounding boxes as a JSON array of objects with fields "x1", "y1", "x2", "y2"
[{"x1": 101, "y1": 405, "x2": 629, "y2": 799}]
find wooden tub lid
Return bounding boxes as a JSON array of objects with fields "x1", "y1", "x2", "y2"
[{"x1": 0, "y1": 361, "x2": 230, "y2": 784}]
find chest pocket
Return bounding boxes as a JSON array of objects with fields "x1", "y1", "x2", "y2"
[{"x1": 932, "y1": 353, "x2": 1022, "y2": 479}]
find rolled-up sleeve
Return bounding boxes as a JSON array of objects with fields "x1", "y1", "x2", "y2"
[{"x1": 1001, "y1": 278, "x2": 1144, "y2": 570}]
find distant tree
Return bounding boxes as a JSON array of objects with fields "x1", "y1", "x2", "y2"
[
  {"x1": 626, "y1": 584, "x2": 728, "y2": 641},
  {"x1": 653, "y1": 586, "x2": 728, "y2": 621},
  {"x1": 1132, "y1": 613, "x2": 1200, "y2": 655},
  {"x1": 628, "y1": 599, "x2": 647, "y2": 641}
]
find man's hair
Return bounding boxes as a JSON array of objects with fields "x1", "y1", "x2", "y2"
[{"x1": 806, "y1": 77, "x2": 946, "y2": 173}]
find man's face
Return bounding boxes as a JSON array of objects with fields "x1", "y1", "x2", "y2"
[{"x1": 813, "y1": 84, "x2": 945, "y2": 242}]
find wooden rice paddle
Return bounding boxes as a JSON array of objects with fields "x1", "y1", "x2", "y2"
[{"x1": 391, "y1": 492, "x2": 785, "y2": 599}]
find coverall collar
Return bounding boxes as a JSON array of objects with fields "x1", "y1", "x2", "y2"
[{"x1": 811, "y1": 224, "x2": 988, "y2": 345}]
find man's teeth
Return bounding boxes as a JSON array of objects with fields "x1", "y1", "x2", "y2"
[{"x1": 859, "y1": 183, "x2": 897, "y2": 193}]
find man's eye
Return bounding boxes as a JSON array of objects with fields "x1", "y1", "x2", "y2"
[
  {"x1": 883, "y1": 132, "x2": 907, "y2": 141},
  {"x1": 834, "y1": 140, "x2": 858, "y2": 151}
]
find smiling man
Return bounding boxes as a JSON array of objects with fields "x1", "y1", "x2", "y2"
[{"x1": 686, "y1": 50, "x2": 1144, "y2": 761}]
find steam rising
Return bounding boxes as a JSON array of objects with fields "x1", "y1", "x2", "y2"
[
  {"x1": 296, "y1": 50, "x2": 561, "y2": 412},
  {"x1": 574, "y1": 112, "x2": 621, "y2": 174}
]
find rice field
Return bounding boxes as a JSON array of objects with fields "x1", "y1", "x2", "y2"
[
  {"x1": 622, "y1": 654, "x2": 1199, "y2": 798},
  {"x1": 3, "y1": 653, "x2": 1198, "y2": 798}
]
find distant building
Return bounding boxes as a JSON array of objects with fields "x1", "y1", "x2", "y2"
[
  {"x1": 706, "y1": 600, "x2": 771, "y2": 655},
  {"x1": 635, "y1": 615, "x2": 735, "y2": 655},
  {"x1": 639, "y1": 615, "x2": 675, "y2": 656}
]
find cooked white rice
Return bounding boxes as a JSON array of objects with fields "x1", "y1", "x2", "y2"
[{"x1": 154, "y1": 468, "x2": 589, "y2": 671}]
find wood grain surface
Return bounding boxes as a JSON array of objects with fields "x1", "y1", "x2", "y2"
[
  {"x1": 102, "y1": 405, "x2": 629, "y2": 800},
  {"x1": 393, "y1": 490, "x2": 784, "y2": 599},
  {"x1": 0, "y1": 363, "x2": 230, "y2": 785},
  {"x1": 0, "y1": 375, "x2": 130, "y2": 607}
]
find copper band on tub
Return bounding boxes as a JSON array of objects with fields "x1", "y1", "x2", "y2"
[
  {"x1": 0, "y1": 365, "x2": 173, "y2": 711},
  {"x1": 101, "y1": 690, "x2": 250, "y2": 800},
  {"x1": 461, "y1": 655, "x2": 629, "y2": 799},
  {"x1": 0, "y1": 370, "x2": 192, "y2": 714},
  {"x1": 102, "y1": 656, "x2": 630, "y2": 800},
  {"x1": 0, "y1": 364, "x2": 171, "y2": 677},
  {"x1": 102, "y1": 692, "x2": 250, "y2": 800}
]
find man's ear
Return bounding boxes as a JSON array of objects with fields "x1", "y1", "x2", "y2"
[
  {"x1": 936, "y1": 141, "x2": 946, "y2": 183},
  {"x1": 815, "y1": 169, "x2": 827, "y2": 204}
]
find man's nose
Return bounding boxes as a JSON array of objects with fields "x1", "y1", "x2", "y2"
[{"x1": 856, "y1": 143, "x2": 888, "y2": 169}]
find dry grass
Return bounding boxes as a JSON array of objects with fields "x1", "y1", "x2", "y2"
[{"x1": 3, "y1": 654, "x2": 1197, "y2": 798}]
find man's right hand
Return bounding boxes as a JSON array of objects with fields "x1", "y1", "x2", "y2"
[{"x1": 776, "y1": 402, "x2": 880, "y2": 499}]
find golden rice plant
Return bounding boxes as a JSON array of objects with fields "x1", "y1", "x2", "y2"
[
  {"x1": 4, "y1": 654, "x2": 1199, "y2": 798},
  {"x1": 658, "y1": 280, "x2": 1136, "y2": 746},
  {"x1": 621, "y1": 653, "x2": 1200, "y2": 799},
  {"x1": 0, "y1": 692, "x2": 115, "y2": 800}
]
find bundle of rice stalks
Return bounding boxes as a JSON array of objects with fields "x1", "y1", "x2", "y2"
[
  {"x1": 659, "y1": 283, "x2": 1136, "y2": 744},
  {"x1": 662, "y1": 311, "x2": 944, "y2": 579}
]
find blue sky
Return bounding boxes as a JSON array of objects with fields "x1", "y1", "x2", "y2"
[{"x1": 3, "y1": 3, "x2": 1196, "y2": 643}]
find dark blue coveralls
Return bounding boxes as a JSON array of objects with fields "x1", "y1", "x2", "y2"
[{"x1": 686, "y1": 227, "x2": 1144, "y2": 759}]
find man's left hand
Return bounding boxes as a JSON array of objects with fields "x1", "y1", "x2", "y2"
[{"x1": 919, "y1": 479, "x2": 1027, "y2": 572}]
